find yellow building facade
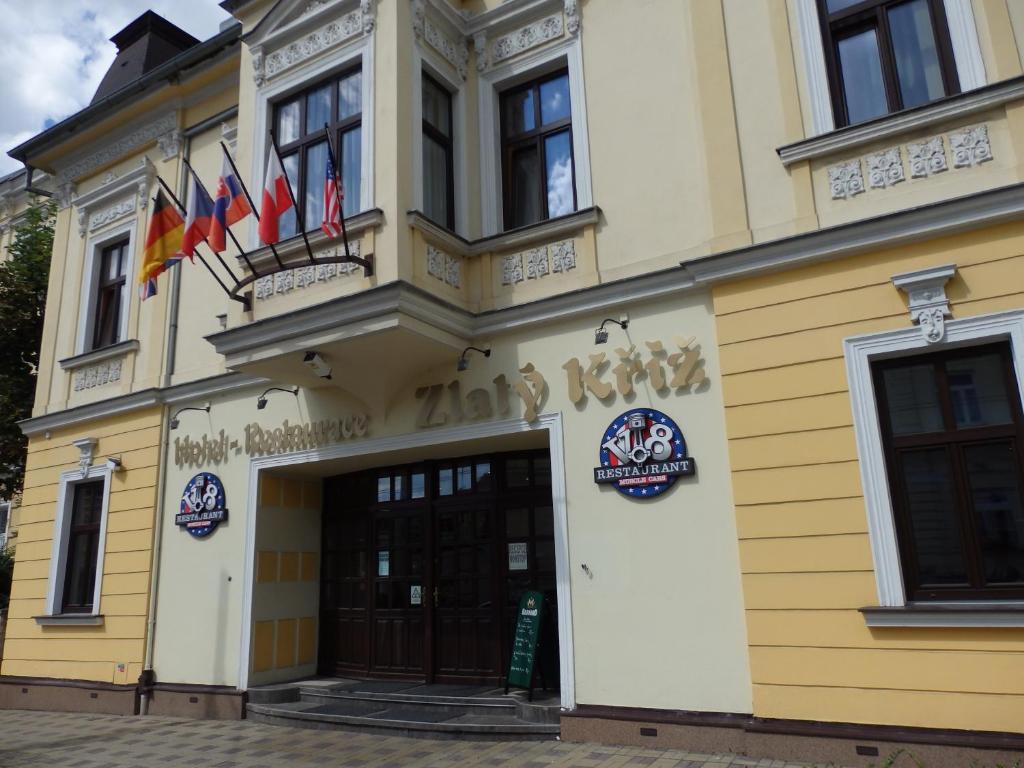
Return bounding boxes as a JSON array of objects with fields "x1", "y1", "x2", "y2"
[{"x1": 2, "y1": 0, "x2": 1024, "y2": 765}]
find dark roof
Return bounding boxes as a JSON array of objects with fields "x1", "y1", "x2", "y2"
[
  {"x1": 8, "y1": 23, "x2": 240, "y2": 167},
  {"x1": 91, "y1": 12, "x2": 201, "y2": 105}
]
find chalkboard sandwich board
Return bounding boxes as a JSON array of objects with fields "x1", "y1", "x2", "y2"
[{"x1": 505, "y1": 590, "x2": 544, "y2": 700}]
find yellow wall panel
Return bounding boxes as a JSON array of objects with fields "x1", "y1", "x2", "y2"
[
  {"x1": 279, "y1": 552, "x2": 299, "y2": 582},
  {"x1": 746, "y1": 609, "x2": 1024, "y2": 653},
  {"x1": 739, "y1": 533, "x2": 873, "y2": 574},
  {"x1": 4, "y1": 616, "x2": 146, "y2": 641},
  {"x1": 105, "y1": 508, "x2": 156, "y2": 534},
  {"x1": 1, "y1": 659, "x2": 121, "y2": 683},
  {"x1": 108, "y1": 465, "x2": 159, "y2": 492},
  {"x1": 12, "y1": 540, "x2": 56, "y2": 563},
  {"x1": 256, "y1": 551, "x2": 278, "y2": 583},
  {"x1": 25, "y1": 446, "x2": 159, "y2": 486},
  {"x1": 721, "y1": 358, "x2": 848, "y2": 407},
  {"x1": 953, "y1": 291, "x2": 1024, "y2": 319},
  {"x1": 15, "y1": 502, "x2": 56, "y2": 527},
  {"x1": 300, "y1": 552, "x2": 318, "y2": 582},
  {"x1": 3, "y1": 638, "x2": 144, "y2": 664},
  {"x1": 105, "y1": 529, "x2": 153, "y2": 554},
  {"x1": 728, "y1": 427, "x2": 857, "y2": 471},
  {"x1": 753, "y1": 683, "x2": 1024, "y2": 734},
  {"x1": 724, "y1": 392, "x2": 853, "y2": 439},
  {"x1": 260, "y1": 474, "x2": 281, "y2": 507},
  {"x1": 5, "y1": 598, "x2": 46, "y2": 620},
  {"x1": 282, "y1": 478, "x2": 302, "y2": 509},
  {"x1": 100, "y1": 572, "x2": 150, "y2": 596},
  {"x1": 735, "y1": 497, "x2": 869, "y2": 540},
  {"x1": 108, "y1": 487, "x2": 157, "y2": 513},
  {"x1": 732, "y1": 461, "x2": 863, "y2": 505},
  {"x1": 742, "y1": 572, "x2": 877, "y2": 610},
  {"x1": 252, "y1": 621, "x2": 274, "y2": 673},
  {"x1": 275, "y1": 618, "x2": 296, "y2": 669},
  {"x1": 950, "y1": 256, "x2": 1024, "y2": 302},
  {"x1": 13, "y1": 520, "x2": 58, "y2": 545},
  {"x1": 20, "y1": 483, "x2": 58, "y2": 508},
  {"x1": 9, "y1": 577, "x2": 48, "y2": 601},
  {"x1": 297, "y1": 617, "x2": 316, "y2": 665},
  {"x1": 100, "y1": 593, "x2": 149, "y2": 617},
  {"x1": 103, "y1": 550, "x2": 152, "y2": 575},
  {"x1": 9, "y1": 559, "x2": 51, "y2": 581}
]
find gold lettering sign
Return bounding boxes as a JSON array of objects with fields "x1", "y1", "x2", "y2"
[
  {"x1": 563, "y1": 336, "x2": 706, "y2": 403},
  {"x1": 174, "y1": 414, "x2": 369, "y2": 469},
  {"x1": 415, "y1": 367, "x2": 545, "y2": 428}
]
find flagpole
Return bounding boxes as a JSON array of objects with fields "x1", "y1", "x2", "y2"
[
  {"x1": 269, "y1": 129, "x2": 317, "y2": 266},
  {"x1": 323, "y1": 124, "x2": 372, "y2": 277},
  {"x1": 155, "y1": 175, "x2": 246, "y2": 307},
  {"x1": 219, "y1": 141, "x2": 286, "y2": 271},
  {"x1": 181, "y1": 156, "x2": 259, "y2": 277},
  {"x1": 179, "y1": 158, "x2": 243, "y2": 286}
]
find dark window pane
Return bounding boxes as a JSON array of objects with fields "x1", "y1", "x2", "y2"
[
  {"x1": 304, "y1": 141, "x2": 328, "y2": 233},
  {"x1": 534, "y1": 505, "x2": 554, "y2": 537},
  {"x1": 423, "y1": 136, "x2": 450, "y2": 226},
  {"x1": 544, "y1": 130, "x2": 574, "y2": 218},
  {"x1": 506, "y1": 507, "x2": 529, "y2": 538},
  {"x1": 533, "y1": 457, "x2": 551, "y2": 487},
  {"x1": 503, "y1": 88, "x2": 535, "y2": 136},
  {"x1": 71, "y1": 483, "x2": 103, "y2": 526},
  {"x1": 827, "y1": 0, "x2": 865, "y2": 11},
  {"x1": 837, "y1": 28, "x2": 889, "y2": 124},
  {"x1": 535, "y1": 539, "x2": 556, "y2": 574},
  {"x1": 341, "y1": 126, "x2": 361, "y2": 217},
  {"x1": 93, "y1": 286, "x2": 122, "y2": 349},
  {"x1": 899, "y1": 448, "x2": 968, "y2": 585},
  {"x1": 946, "y1": 353, "x2": 1012, "y2": 429},
  {"x1": 506, "y1": 458, "x2": 530, "y2": 487},
  {"x1": 475, "y1": 462, "x2": 492, "y2": 491},
  {"x1": 277, "y1": 99, "x2": 300, "y2": 144},
  {"x1": 339, "y1": 71, "x2": 362, "y2": 120},
  {"x1": 278, "y1": 152, "x2": 299, "y2": 239},
  {"x1": 411, "y1": 472, "x2": 425, "y2": 499},
  {"x1": 882, "y1": 364, "x2": 944, "y2": 435},
  {"x1": 422, "y1": 76, "x2": 451, "y2": 135},
  {"x1": 539, "y1": 74, "x2": 570, "y2": 125},
  {"x1": 457, "y1": 464, "x2": 473, "y2": 492},
  {"x1": 888, "y1": 0, "x2": 946, "y2": 109},
  {"x1": 964, "y1": 442, "x2": 1024, "y2": 585},
  {"x1": 305, "y1": 84, "x2": 332, "y2": 135},
  {"x1": 438, "y1": 467, "x2": 453, "y2": 496},
  {"x1": 510, "y1": 145, "x2": 541, "y2": 228}
]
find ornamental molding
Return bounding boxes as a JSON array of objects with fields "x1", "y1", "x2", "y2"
[
  {"x1": 55, "y1": 112, "x2": 176, "y2": 189},
  {"x1": 490, "y1": 13, "x2": 563, "y2": 67},
  {"x1": 426, "y1": 244, "x2": 461, "y2": 288},
  {"x1": 949, "y1": 124, "x2": 992, "y2": 168},
  {"x1": 157, "y1": 129, "x2": 182, "y2": 161},
  {"x1": 221, "y1": 121, "x2": 238, "y2": 150},
  {"x1": 413, "y1": 3, "x2": 469, "y2": 80},
  {"x1": 827, "y1": 159, "x2": 865, "y2": 200},
  {"x1": 253, "y1": 241, "x2": 363, "y2": 300},
  {"x1": 73, "y1": 359, "x2": 124, "y2": 392},
  {"x1": 72, "y1": 437, "x2": 98, "y2": 476},
  {"x1": 892, "y1": 263, "x2": 956, "y2": 343},
  {"x1": 501, "y1": 239, "x2": 576, "y2": 285},
  {"x1": 865, "y1": 147, "x2": 904, "y2": 189},
  {"x1": 71, "y1": 158, "x2": 153, "y2": 237},
  {"x1": 262, "y1": 4, "x2": 371, "y2": 82},
  {"x1": 907, "y1": 136, "x2": 947, "y2": 178}
]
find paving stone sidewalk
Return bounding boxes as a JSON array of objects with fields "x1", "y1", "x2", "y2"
[{"x1": 0, "y1": 710, "x2": 829, "y2": 768}]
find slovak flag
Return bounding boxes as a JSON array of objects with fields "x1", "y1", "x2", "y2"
[
  {"x1": 181, "y1": 172, "x2": 215, "y2": 259},
  {"x1": 321, "y1": 156, "x2": 343, "y2": 238},
  {"x1": 258, "y1": 150, "x2": 294, "y2": 245},
  {"x1": 208, "y1": 154, "x2": 251, "y2": 253}
]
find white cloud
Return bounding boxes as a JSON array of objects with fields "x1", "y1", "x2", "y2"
[{"x1": 0, "y1": 1, "x2": 231, "y2": 174}]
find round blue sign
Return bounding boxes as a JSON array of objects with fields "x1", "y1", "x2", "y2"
[
  {"x1": 593, "y1": 409, "x2": 696, "y2": 498},
  {"x1": 176, "y1": 472, "x2": 228, "y2": 538}
]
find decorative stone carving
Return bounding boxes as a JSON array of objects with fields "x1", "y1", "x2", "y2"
[
  {"x1": 251, "y1": 49, "x2": 266, "y2": 87},
  {"x1": 907, "y1": 136, "x2": 947, "y2": 178},
  {"x1": 425, "y1": 245, "x2": 460, "y2": 288},
  {"x1": 56, "y1": 112, "x2": 175, "y2": 188},
  {"x1": 444, "y1": 253, "x2": 460, "y2": 288},
  {"x1": 426, "y1": 244, "x2": 444, "y2": 280},
  {"x1": 411, "y1": 0, "x2": 425, "y2": 37},
  {"x1": 525, "y1": 247, "x2": 549, "y2": 279},
  {"x1": 423, "y1": 17, "x2": 469, "y2": 79},
  {"x1": 550, "y1": 239, "x2": 576, "y2": 272},
  {"x1": 71, "y1": 157, "x2": 152, "y2": 233},
  {"x1": 84, "y1": 197, "x2": 136, "y2": 236},
  {"x1": 892, "y1": 264, "x2": 956, "y2": 343},
  {"x1": 157, "y1": 129, "x2": 182, "y2": 161},
  {"x1": 253, "y1": 242, "x2": 363, "y2": 300},
  {"x1": 361, "y1": 0, "x2": 376, "y2": 34},
  {"x1": 828, "y1": 159, "x2": 865, "y2": 200},
  {"x1": 56, "y1": 182, "x2": 77, "y2": 211},
  {"x1": 73, "y1": 358, "x2": 123, "y2": 391},
  {"x1": 72, "y1": 437, "x2": 98, "y2": 476},
  {"x1": 865, "y1": 147, "x2": 905, "y2": 189},
  {"x1": 221, "y1": 122, "x2": 238, "y2": 150},
  {"x1": 264, "y1": 11, "x2": 364, "y2": 80},
  {"x1": 564, "y1": 0, "x2": 580, "y2": 36},
  {"x1": 502, "y1": 253, "x2": 524, "y2": 285},
  {"x1": 473, "y1": 31, "x2": 488, "y2": 72},
  {"x1": 949, "y1": 124, "x2": 992, "y2": 168},
  {"x1": 491, "y1": 14, "x2": 563, "y2": 66}
]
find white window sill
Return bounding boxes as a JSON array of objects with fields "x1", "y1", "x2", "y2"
[
  {"x1": 59, "y1": 340, "x2": 139, "y2": 371},
  {"x1": 34, "y1": 614, "x2": 105, "y2": 626},
  {"x1": 777, "y1": 76, "x2": 1024, "y2": 166},
  {"x1": 861, "y1": 603, "x2": 1024, "y2": 628}
]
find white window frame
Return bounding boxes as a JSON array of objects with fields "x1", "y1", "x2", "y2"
[
  {"x1": 794, "y1": 0, "x2": 987, "y2": 137},
  {"x1": 250, "y1": 35, "x2": 375, "y2": 244},
  {"x1": 412, "y1": 49, "x2": 469, "y2": 236},
  {"x1": 844, "y1": 309, "x2": 1024, "y2": 608},
  {"x1": 76, "y1": 220, "x2": 137, "y2": 355},
  {"x1": 478, "y1": 35, "x2": 593, "y2": 237},
  {"x1": 45, "y1": 464, "x2": 113, "y2": 617}
]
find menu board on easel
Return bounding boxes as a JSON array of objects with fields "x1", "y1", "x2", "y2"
[{"x1": 505, "y1": 590, "x2": 544, "y2": 699}]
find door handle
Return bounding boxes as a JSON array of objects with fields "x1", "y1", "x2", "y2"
[{"x1": 433, "y1": 586, "x2": 439, "y2": 607}]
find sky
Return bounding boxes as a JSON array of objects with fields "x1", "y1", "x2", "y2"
[{"x1": 0, "y1": 1, "x2": 232, "y2": 175}]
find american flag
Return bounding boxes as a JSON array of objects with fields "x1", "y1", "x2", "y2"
[{"x1": 321, "y1": 156, "x2": 343, "y2": 238}]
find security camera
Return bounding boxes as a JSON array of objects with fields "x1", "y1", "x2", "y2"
[{"x1": 303, "y1": 351, "x2": 332, "y2": 380}]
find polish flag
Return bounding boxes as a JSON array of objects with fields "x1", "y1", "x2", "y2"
[{"x1": 258, "y1": 150, "x2": 294, "y2": 245}]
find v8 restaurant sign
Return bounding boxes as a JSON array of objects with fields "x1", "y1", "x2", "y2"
[{"x1": 594, "y1": 410, "x2": 695, "y2": 499}]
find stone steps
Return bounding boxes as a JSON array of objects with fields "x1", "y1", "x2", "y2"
[{"x1": 246, "y1": 678, "x2": 560, "y2": 739}]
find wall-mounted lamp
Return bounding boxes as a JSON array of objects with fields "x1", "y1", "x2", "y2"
[
  {"x1": 105, "y1": 457, "x2": 124, "y2": 473},
  {"x1": 457, "y1": 346, "x2": 491, "y2": 372},
  {"x1": 594, "y1": 317, "x2": 629, "y2": 345},
  {"x1": 257, "y1": 386, "x2": 299, "y2": 410},
  {"x1": 170, "y1": 403, "x2": 211, "y2": 431},
  {"x1": 303, "y1": 351, "x2": 332, "y2": 380}
]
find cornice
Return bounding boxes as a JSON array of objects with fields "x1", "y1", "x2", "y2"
[
  {"x1": 59, "y1": 340, "x2": 140, "y2": 372},
  {"x1": 54, "y1": 113, "x2": 176, "y2": 191}
]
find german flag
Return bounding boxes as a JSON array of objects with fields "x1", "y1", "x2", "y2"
[{"x1": 138, "y1": 189, "x2": 185, "y2": 300}]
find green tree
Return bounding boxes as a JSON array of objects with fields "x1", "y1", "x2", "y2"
[{"x1": 0, "y1": 197, "x2": 55, "y2": 497}]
